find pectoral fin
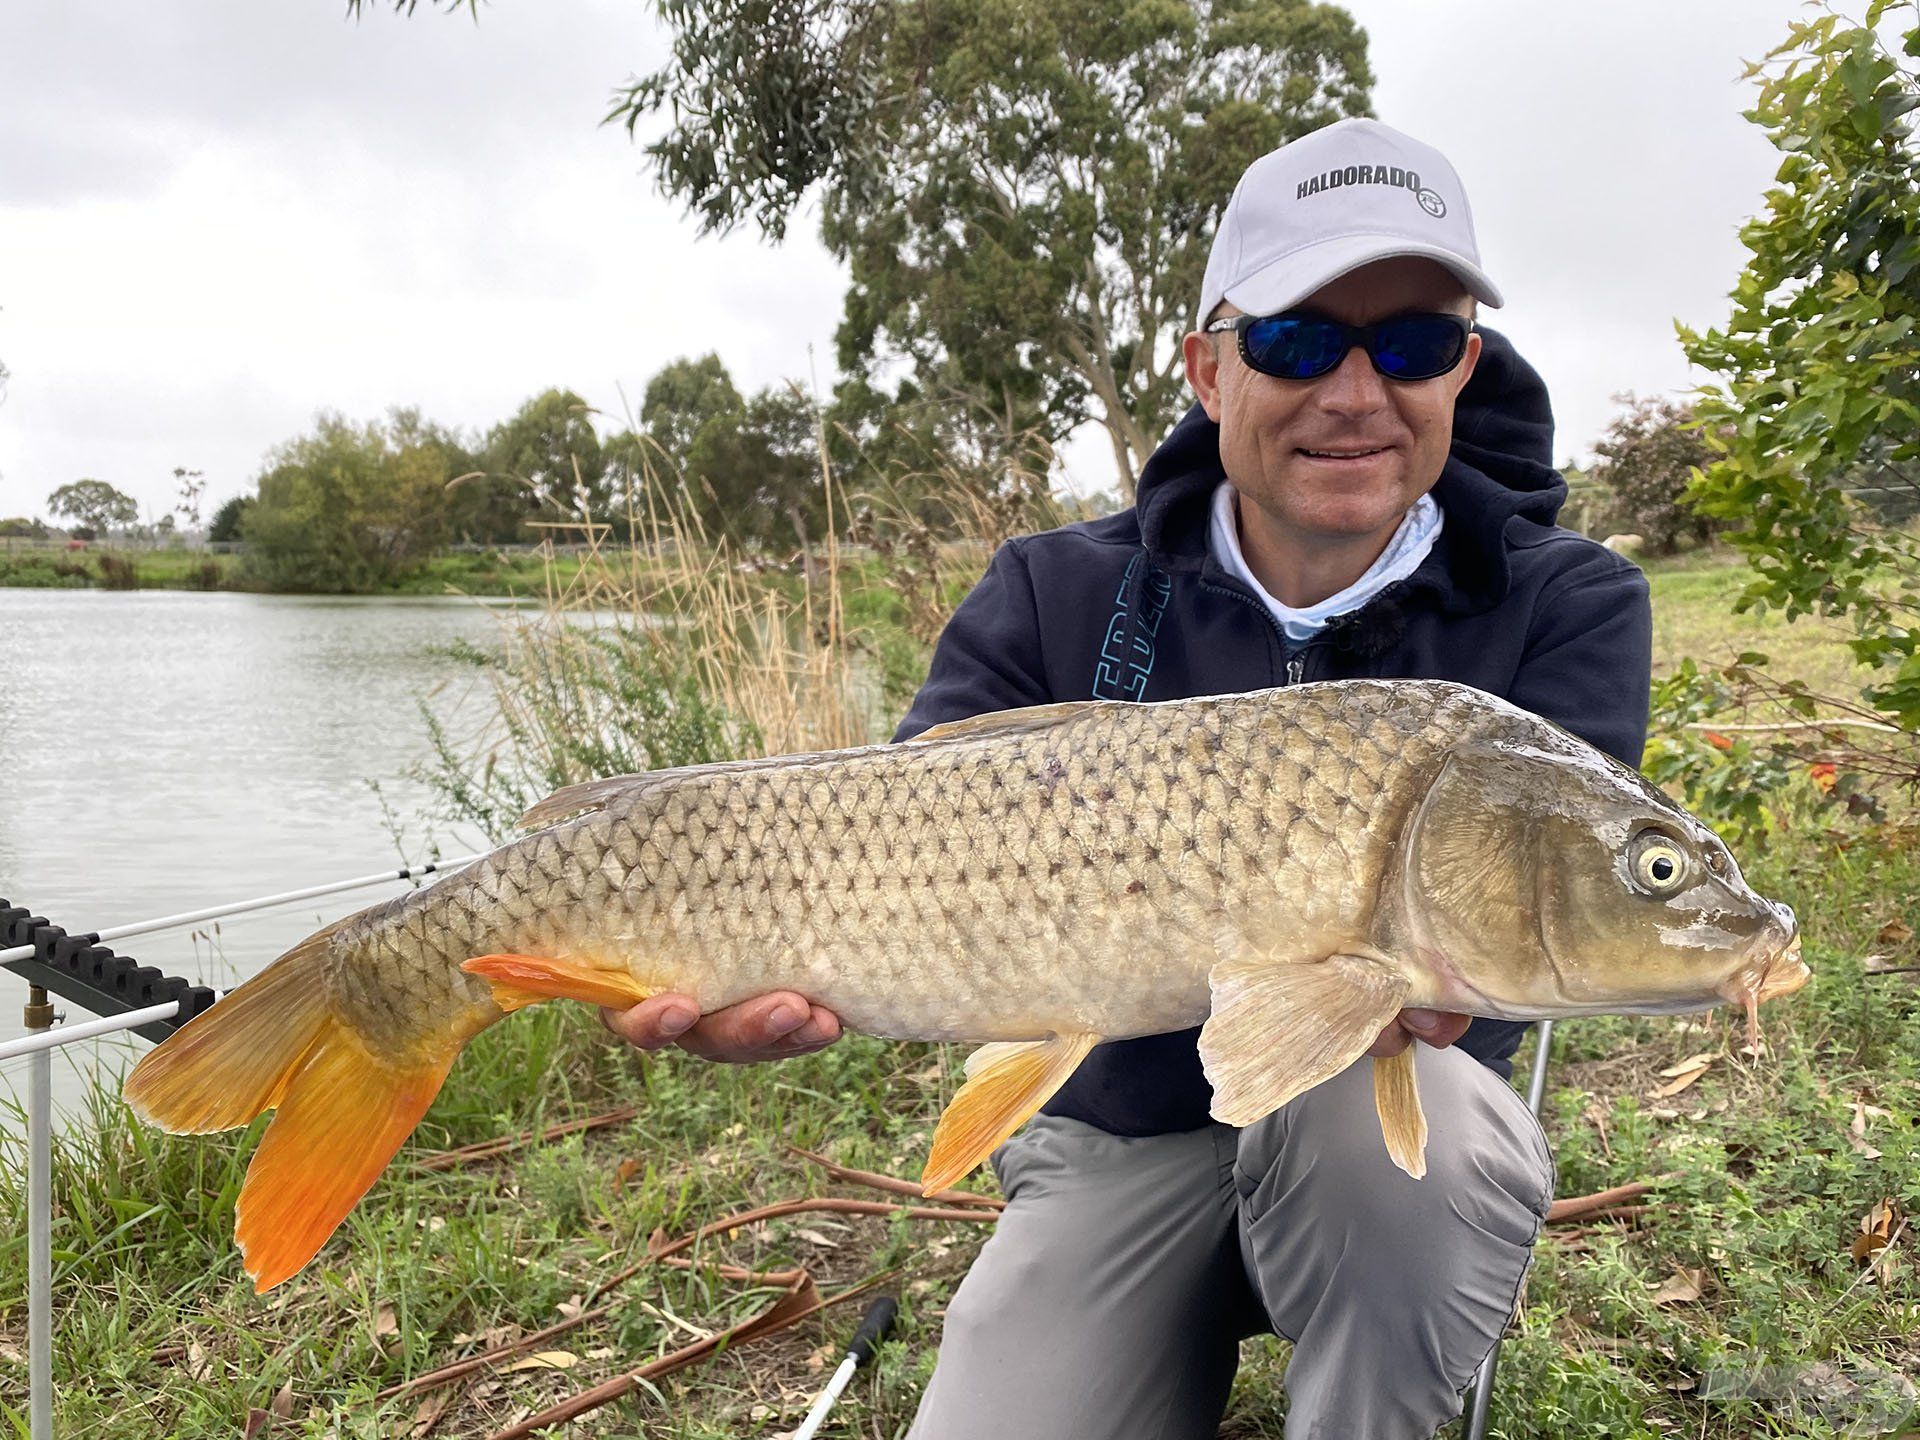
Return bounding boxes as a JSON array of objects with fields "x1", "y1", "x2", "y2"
[
  {"x1": 1199, "y1": 952, "x2": 1408, "y2": 1128},
  {"x1": 1372, "y1": 1045, "x2": 1429, "y2": 1179},
  {"x1": 920, "y1": 1032, "x2": 1100, "y2": 1195},
  {"x1": 460, "y1": 954, "x2": 657, "y2": 1014}
]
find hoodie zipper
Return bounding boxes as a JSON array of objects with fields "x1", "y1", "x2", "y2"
[{"x1": 1199, "y1": 574, "x2": 1325, "y2": 686}]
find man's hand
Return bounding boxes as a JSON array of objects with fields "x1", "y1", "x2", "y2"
[
  {"x1": 600, "y1": 991, "x2": 842, "y2": 1064},
  {"x1": 1365, "y1": 1007, "x2": 1472, "y2": 1058}
]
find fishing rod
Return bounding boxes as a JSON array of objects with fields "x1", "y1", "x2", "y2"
[
  {"x1": 0, "y1": 853, "x2": 486, "y2": 968},
  {"x1": 1, "y1": 853, "x2": 485, "y2": 1046},
  {"x1": 791, "y1": 1295, "x2": 899, "y2": 1440}
]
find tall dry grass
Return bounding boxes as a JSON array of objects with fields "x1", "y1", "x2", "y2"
[{"x1": 415, "y1": 419, "x2": 1081, "y2": 844}]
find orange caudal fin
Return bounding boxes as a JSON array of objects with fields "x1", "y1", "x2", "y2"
[
  {"x1": 235, "y1": 1025, "x2": 455, "y2": 1292},
  {"x1": 125, "y1": 924, "x2": 471, "y2": 1292},
  {"x1": 461, "y1": 954, "x2": 657, "y2": 1013},
  {"x1": 123, "y1": 923, "x2": 344, "y2": 1135}
]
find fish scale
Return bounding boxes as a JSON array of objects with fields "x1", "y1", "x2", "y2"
[
  {"x1": 124, "y1": 678, "x2": 1807, "y2": 1291},
  {"x1": 326, "y1": 679, "x2": 1454, "y2": 1044}
]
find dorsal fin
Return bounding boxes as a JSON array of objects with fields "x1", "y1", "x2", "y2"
[
  {"x1": 908, "y1": 699, "x2": 1111, "y2": 746},
  {"x1": 515, "y1": 754, "x2": 827, "y2": 831},
  {"x1": 517, "y1": 775, "x2": 652, "y2": 830},
  {"x1": 520, "y1": 699, "x2": 1114, "y2": 830}
]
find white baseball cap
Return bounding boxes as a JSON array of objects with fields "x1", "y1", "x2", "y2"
[{"x1": 1195, "y1": 117, "x2": 1503, "y2": 328}]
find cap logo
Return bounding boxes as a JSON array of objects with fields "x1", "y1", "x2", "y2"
[{"x1": 1295, "y1": 163, "x2": 1445, "y2": 217}]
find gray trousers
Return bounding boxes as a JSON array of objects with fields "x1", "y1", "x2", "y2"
[{"x1": 907, "y1": 1043, "x2": 1556, "y2": 1440}]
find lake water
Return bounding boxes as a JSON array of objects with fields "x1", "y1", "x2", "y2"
[{"x1": 0, "y1": 588, "x2": 530, "y2": 1125}]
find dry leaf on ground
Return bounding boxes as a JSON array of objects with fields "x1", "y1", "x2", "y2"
[
  {"x1": 1657, "y1": 1051, "x2": 1722, "y2": 1077},
  {"x1": 1651, "y1": 1054, "x2": 1715, "y2": 1098},
  {"x1": 1850, "y1": 1197, "x2": 1902, "y2": 1287},
  {"x1": 1649, "y1": 1267, "x2": 1707, "y2": 1306},
  {"x1": 505, "y1": 1350, "x2": 580, "y2": 1374},
  {"x1": 407, "y1": 1390, "x2": 452, "y2": 1438}
]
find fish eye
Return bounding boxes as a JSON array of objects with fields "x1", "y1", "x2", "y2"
[{"x1": 1629, "y1": 831, "x2": 1689, "y2": 894}]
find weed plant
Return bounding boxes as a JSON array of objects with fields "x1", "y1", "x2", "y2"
[{"x1": 3, "y1": 529, "x2": 1916, "y2": 1436}]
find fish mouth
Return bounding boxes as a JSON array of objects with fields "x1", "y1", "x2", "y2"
[
  {"x1": 1714, "y1": 911, "x2": 1808, "y2": 1050},
  {"x1": 1754, "y1": 932, "x2": 1810, "y2": 1002}
]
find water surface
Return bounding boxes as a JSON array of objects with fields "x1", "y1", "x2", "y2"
[{"x1": 0, "y1": 588, "x2": 523, "y2": 1124}]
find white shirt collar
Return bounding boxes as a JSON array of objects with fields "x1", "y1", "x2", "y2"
[{"x1": 1207, "y1": 483, "x2": 1443, "y2": 644}]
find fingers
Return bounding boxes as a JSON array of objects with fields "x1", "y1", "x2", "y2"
[
  {"x1": 1366, "y1": 1019, "x2": 1412, "y2": 1058},
  {"x1": 598, "y1": 994, "x2": 702, "y2": 1052},
  {"x1": 1399, "y1": 1008, "x2": 1472, "y2": 1048},
  {"x1": 1365, "y1": 1008, "x2": 1473, "y2": 1058},
  {"x1": 599, "y1": 991, "x2": 842, "y2": 1064}
]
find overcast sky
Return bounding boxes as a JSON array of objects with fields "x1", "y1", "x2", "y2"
[{"x1": 0, "y1": 0, "x2": 1849, "y2": 521}]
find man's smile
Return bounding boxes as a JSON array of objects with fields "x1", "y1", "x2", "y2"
[{"x1": 1294, "y1": 443, "x2": 1398, "y2": 467}]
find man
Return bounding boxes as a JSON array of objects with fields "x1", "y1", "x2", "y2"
[{"x1": 605, "y1": 117, "x2": 1652, "y2": 1437}]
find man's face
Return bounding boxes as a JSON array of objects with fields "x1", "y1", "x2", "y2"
[{"x1": 1183, "y1": 256, "x2": 1482, "y2": 546}]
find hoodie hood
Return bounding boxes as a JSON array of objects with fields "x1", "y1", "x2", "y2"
[{"x1": 1133, "y1": 325, "x2": 1566, "y2": 611}]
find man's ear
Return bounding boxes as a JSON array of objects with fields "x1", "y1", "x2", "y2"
[
  {"x1": 1445, "y1": 330, "x2": 1483, "y2": 406},
  {"x1": 1184, "y1": 330, "x2": 1225, "y2": 422}
]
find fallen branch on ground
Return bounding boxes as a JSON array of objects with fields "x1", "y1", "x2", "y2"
[
  {"x1": 483, "y1": 1271, "x2": 896, "y2": 1440},
  {"x1": 414, "y1": 1106, "x2": 640, "y2": 1172},
  {"x1": 1686, "y1": 718, "x2": 1899, "y2": 734},
  {"x1": 383, "y1": 1196, "x2": 988, "y2": 1403},
  {"x1": 787, "y1": 1145, "x2": 1006, "y2": 1210},
  {"x1": 1546, "y1": 1174, "x2": 1681, "y2": 1224}
]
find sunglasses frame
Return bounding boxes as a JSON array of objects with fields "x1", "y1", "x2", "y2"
[{"x1": 1202, "y1": 310, "x2": 1473, "y2": 383}]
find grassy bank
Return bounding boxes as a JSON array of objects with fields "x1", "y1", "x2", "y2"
[
  {"x1": 0, "y1": 548, "x2": 234, "y2": 591},
  {"x1": 0, "y1": 547, "x2": 594, "y2": 598},
  {"x1": 3, "y1": 550, "x2": 1916, "y2": 1438}
]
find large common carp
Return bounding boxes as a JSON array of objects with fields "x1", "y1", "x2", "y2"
[{"x1": 126, "y1": 679, "x2": 1807, "y2": 1291}]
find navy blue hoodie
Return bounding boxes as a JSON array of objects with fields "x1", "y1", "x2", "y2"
[{"x1": 892, "y1": 327, "x2": 1653, "y2": 1137}]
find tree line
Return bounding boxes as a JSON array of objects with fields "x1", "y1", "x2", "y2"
[{"x1": 215, "y1": 358, "x2": 852, "y2": 591}]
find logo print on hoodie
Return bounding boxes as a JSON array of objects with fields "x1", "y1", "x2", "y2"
[
  {"x1": 1296, "y1": 163, "x2": 1446, "y2": 218},
  {"x1": 1092, "y1": 552, "x2": 1171, "y2": 701}
]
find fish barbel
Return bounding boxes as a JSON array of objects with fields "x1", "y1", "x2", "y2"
[{"x1": 125, "y1": 679, "x2": 1807, "y2": 1291}]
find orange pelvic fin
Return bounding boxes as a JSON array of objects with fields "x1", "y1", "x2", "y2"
[
  {"x1": 461, "y1": 954, "x2": 656, "y2": 1013},
  {"x1": 920, "y1": 1032, "x2": 1099, "y2": 1196},
  {"x1": 236, "y1": 1025, "x2": 455, "y2": 1292}
]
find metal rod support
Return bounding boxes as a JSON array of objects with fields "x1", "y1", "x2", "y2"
[
  {"x1": 0, "y1": 853, "x2": 484, "y2": 966},
  {"x1": 0, "y1": 1000, "x2": 188, "y2": 1062},
  {"x1": 27, "y1": 984, "x2": 55, "y2": 1440},
  {"x1": 1460, "y1": 1020, "x2": 1555, "y2": 1440},
  {"x1": 1524, "y1": 1019, "x2": 1555, "y2": 1118}
]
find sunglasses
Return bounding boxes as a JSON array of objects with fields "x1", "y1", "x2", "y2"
[{"x1": 1202, "y1": 310, "x2": 1472, "y2": 382}]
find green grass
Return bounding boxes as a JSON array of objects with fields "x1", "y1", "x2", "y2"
[
  {"x1": 3, "y1": 547, "x2": 1916, "y2": 1438},
  {"x1": 0, "y1": 547, "x2": 592, "y2": 598},
  {"x1": 375, "y1": 552, "x2": 595, "y2": 598},
  {"x1": 0, "y1": 549, "x2": 234, "y2": 592},
  {"x1": 1643, "y1": 549, "x2": 1872, "y2": 697}
]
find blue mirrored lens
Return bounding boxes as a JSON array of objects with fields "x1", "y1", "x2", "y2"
[
  {"x1": 1370, "y1": 316, "x2": 1465, "y2": 379},
  {"x1": 1242, "y1": 316, "x2": 1347, "y2": 379}
]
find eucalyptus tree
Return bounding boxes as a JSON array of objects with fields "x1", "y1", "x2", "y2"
[{"x1": 352, "y1": 0, "x2": 1373, "y2": 496}]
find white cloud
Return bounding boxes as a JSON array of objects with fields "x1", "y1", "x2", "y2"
[{"x1": 0, "y1": 0, "x2": 1850, "y2": 518}]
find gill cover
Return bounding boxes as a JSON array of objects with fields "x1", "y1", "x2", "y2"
[{"x1": 1401, "y1": 733, "x2": 1792, "y2": 1010}]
